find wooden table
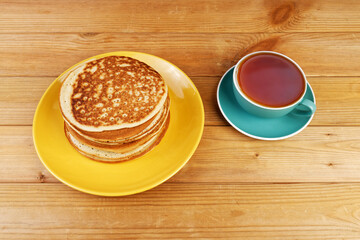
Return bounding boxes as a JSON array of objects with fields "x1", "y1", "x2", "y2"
[{"x1": 1, "y1": 0, "x2": 360, "y2": 239}]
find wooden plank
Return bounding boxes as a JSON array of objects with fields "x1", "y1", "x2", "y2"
[
  {"x1": 2, "y1": 125, "x2": 360, "y2": 183},
  {"x1": 1, "y1": 183, "x2": 360, "y2": 239},
  {"x1": 1, "y1": 76, "x2": 359, "y2": 126},
  {"x1": 198, "y1": 76, "x2": 360, "y2": 126},
  {"x1": 176, "y1": 125, "x2": 360, "y2": 183},
  {"x1": 1, "y1": 0, "x2": 360, "y2": 33},
  {"x1": 0, "y1": 126, "x2": 50, "y2": 183},
  {"x1": 0, "y1": 33, "x2": 360, "y2": 77},
  {"x1": 0, "y1": 77, "x2": 53, "y2": 125}
]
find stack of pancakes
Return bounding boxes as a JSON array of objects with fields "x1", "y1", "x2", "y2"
[{"x1": 59, "y1": 56, "x2": 170, "y2": 162}]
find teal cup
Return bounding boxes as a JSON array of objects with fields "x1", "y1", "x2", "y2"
[{"x1": 232, "y1": 51, "x2": 316, "y2": 118}]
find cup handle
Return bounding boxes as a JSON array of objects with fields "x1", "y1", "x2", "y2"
[{"x1": 290, "y1": 99, "x2": 316, "y2": 117}]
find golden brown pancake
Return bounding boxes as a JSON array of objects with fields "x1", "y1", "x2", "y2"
[
  {"x1": 65, "y1": 115, "x2": 170, "y2": 163},
  {"x1": 59, "y1": 56, "x2": 168, "y2": 132},
  {"x1": 59, "y1": 55, "x2": 170, "y2": 162},
  {"x1": 65, "y1": 102, "x2": 170, "y2": 153},
  {"x1": 66, "y1": 96, "x2": 170, "y2": 142}
]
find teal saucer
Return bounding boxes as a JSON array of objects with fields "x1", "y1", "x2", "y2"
[{"x1": 217, "y1": 66, "x2": 316, "y2": 140}]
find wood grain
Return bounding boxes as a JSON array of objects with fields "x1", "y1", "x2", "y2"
[
  {"x1": 2, "y1": 0, "x2": 360, "y2": 238},
  {"x1": 199, "y1": 76, "x2": 360, "y2": 126},
  {"x1": 1, "y1": 76, "x2": 359, "y2": 126},
  {"x1": 0, "y1": 126, "x2": 48, "y2": 183},
  {"x1": 177, "y1": 125, "x2": 360, "y2": 183},
  {"x1": 1, "y1": 33, "x2": 360, "y2": 77},
  {"x1": 1, "y1": 0, "x2": 360, "y2": 33},
  {"x1": 0, "y1": 77, "x2": 52, "y2": 125},
  {"x1": 2, "y1": 125, "x2": 360, "y2": 184},
  {"x1": 1, "y1": 183, "x2": 360, "y2": 239}
]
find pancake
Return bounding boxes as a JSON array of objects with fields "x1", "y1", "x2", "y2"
[
  {"x1": 65, "y1": 101, "x2": 170, "y2": 153},
  {"x1": 59, "y1": 56, "x2": 168, "y2": 132},
  {"x1": 65, "y1": 114, "x2": 170, "y2": 162},
  {"x1": 66, "y1": 96, "x2": 170, "y2": 143},
  {"x1": 59, "y1": 55, "x2": 170, "y2": 163}
]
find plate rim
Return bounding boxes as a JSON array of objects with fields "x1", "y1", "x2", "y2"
[
  {"x1": 32, "y1": 51, "x2": 204, "y2": 196},
  {"x1": 217, "y1": 66, "x2": 316, "y2": 141}
]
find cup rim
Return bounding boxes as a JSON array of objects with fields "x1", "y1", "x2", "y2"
[{"x1": 233, "y1": 51, "x2": 307, "y2": 110}]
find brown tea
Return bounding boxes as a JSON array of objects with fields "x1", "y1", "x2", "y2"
[{"x1": 237, "y1": 53, "x2": 305, "y2": 108}]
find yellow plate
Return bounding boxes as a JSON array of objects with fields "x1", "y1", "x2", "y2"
[{"x1": 33, "y1": 51, "x2": 204, "y2": 196}]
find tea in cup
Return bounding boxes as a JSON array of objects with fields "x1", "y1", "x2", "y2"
[{"x1": 233, "y1": 51, "x2": 316, "y2": 118}]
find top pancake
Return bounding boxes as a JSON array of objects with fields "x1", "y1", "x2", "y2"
[{"x1": 59, "y1": 56, "x2": 168, "y2": 132}]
